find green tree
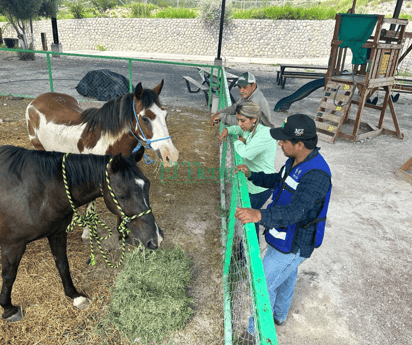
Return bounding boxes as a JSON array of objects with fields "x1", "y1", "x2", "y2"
[{"x1": 0, "y1": 0, "x2": 57, "y2": 49}]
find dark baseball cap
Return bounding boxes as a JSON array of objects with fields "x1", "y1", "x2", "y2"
[{"x1": 270, "y1": 114, "x2": 317, "y2": 140}]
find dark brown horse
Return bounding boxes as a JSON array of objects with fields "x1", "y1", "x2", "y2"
[{"x1": 0, "y1": 145, "x2": 163, "y2": 322}]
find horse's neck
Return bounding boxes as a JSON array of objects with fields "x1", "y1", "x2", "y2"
[{"x1": 67, "y1": 182, "x2": 102, "y2": 209}]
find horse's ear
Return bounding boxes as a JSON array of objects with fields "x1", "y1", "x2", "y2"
[
  {"x1": 108, "y1": 153, "x2": 124, "y2": 174},
  {"x1": 132, "y1": 146, "x2": 145, "y2": 163},
  {"x1": 152, "y1": 79, "x2": 164, "y2": 95},
  {"x1": 134, "y1": 82, "x2": 144, "y2": 100}
]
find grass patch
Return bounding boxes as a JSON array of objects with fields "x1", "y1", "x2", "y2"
[
  {"x1": 234, "y1": 5, "x2": 339, "y2": 20},
  {"x1": 155, "y1": 7, "x2": 197, "y2": 19},
  {"x1": 98, "y1": 244, "x2": 194, "y2": 344},
  {"x1": 399, "y1": 13, "x2": 412, "y2": 21}
]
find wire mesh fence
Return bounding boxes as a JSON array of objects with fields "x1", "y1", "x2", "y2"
[{"x1": 218, "y1": 70, "x2": 277, "y2": 345}]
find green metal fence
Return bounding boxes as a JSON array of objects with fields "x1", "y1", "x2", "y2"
[
  {"x1": 0, "y1": 47, "x2": 221, "y2": 104},
  {"x1": 218, "y1": 70, "x2": 278, "y2": 344},
  {"x1": 0, "y1": 47, "x2": 277, "y2": 344}
]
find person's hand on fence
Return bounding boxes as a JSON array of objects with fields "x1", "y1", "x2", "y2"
[
  {"x1": 235, "y1": 207, "x2": 262, "y2": 224},
  {"x1": 218, "y1": 128, "x2": 228, "y2": 145},
  {"x1": 235, "y1": 164, "x2": 250, "y2": 177},
  {"x1": 210, "y1": 111, "x2": 221, "y2": 125}
]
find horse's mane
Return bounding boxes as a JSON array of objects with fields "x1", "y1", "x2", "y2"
[
  {"x1": 0, "y1": 146, "x2": 142, "y2": 187},
  {"x1": 79, "y1": 89, "x2": 161, "y2": 135}
]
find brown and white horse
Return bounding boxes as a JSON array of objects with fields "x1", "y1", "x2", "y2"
[{"x1": 25, "y1": 80, "x2": 178, "y2": 242}]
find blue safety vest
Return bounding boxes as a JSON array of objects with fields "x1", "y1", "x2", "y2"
[{"x1": 265, "y1": 152, "x2": 332, "y2": 253}]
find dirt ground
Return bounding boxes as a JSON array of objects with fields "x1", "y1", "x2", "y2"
[{"x1": 0, "y1": 96, "x2": 224, "y2": 344}]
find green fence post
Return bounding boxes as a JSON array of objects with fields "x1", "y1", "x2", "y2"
[
  {"x1": 46, "y1": 52, "x2": 54, "y2": 92},
  {"x1": 128, "y1": 59, "x2": 133, "y2": 93}
]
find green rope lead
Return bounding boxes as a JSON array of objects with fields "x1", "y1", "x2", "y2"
[{"x1": 62, "y1": 153, "x2": 152, "y2": 268}]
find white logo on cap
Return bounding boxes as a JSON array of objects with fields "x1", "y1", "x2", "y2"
[{"x1": 295, "y1": 128, "x2": 304, "y2": 136}]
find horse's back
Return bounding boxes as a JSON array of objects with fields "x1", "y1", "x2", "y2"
[
  {"x1": 26, "y1": 93, "x2": 89, "y2": 153},
  {"x1": 27, "y1": 92, "x2": 84, "y2": 125}
]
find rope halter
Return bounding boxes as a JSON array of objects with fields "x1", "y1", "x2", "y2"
[
  {"x1": 128, "y1": 99, "x2": 171, "y2": 164},
  {"x1": 62, "y1": 153, "x2": 152, "y2": 268}
]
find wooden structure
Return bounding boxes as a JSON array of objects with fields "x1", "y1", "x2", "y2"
[
  {"x1": 396, "y1": 156, "x2": 412, "y2": 185},
  {"x1": 315, "y1": 14, "x2": 409, "y2": 143}
]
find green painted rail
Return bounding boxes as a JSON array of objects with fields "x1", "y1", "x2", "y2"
[{"x1": 217, "y1": 71, "x2": 278, "y2": 344}]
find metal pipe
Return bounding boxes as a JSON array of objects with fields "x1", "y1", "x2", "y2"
[
  {"x1": 216, "y1": 0, "x2": 226, "y2": 62},
  {"x1": 390, "y1": 0, "x2": 404, "y2": 31},
  {"x1": 51, "y1": 17, "x2": 59, "y2": 45}
]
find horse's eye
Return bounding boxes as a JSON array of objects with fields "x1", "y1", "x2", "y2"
[{"x1": 142, "y1": 117, "x2": 150, "y2": 124}]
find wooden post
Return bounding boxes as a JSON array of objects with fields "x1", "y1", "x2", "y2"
[
  {"x1": 0, "y1": 27, "x2": 3, "y2": 45},
  {"x1": 41, "y1": 33, "x2": 48, "y2": 51}
]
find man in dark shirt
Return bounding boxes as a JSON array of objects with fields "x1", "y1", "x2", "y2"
[{"x1": 235, "y1": 114, "x2": 332, "y2": 340}]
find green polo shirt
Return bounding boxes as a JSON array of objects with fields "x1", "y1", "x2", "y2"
[{"x1": 227, "y1": 123, "x2": 277, "y2": 194}]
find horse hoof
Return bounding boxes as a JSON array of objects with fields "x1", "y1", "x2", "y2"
[
  {"x1": 73, "y1": 296, "x2": 91, "y2": 310},
  {"x1": 3, "y1": 307, "x2": 23, "y2": 322}
]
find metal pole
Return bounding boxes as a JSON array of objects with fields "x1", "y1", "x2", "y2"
[
  {"x1": 390, "y1": 0, "x2": 404, "y2": 31},
  {"x1": 51, "y1": 17, "x2": 59, "y2": 45},
  {"x1": 215, "y1": 0, "x2": 226, "y2": 66},
  {"x1": 41, "y1": 33, "x2": 48, "y2": 51},
  {"x1": 47, "y1": 53, "x2": 54, "y2": 92}
]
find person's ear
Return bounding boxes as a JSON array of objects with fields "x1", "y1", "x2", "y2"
[{"x1": 297, "y1": 141, "x2": 305, "y2": 150}]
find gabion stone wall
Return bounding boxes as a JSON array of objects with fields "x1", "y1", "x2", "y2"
[
  {"x1": 0, "y1": 18, "x2": 335, "y2": 59},
  {"x1": 1, "y1": 18, "x2": 412, "y2": 70}
]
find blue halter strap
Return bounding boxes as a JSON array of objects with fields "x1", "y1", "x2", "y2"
[{"x1": 129, "y1": 100, "x2": 171, "y2": 164}]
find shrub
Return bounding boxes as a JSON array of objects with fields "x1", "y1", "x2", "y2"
[
  {"x1": 90, "y1": 0, "x2": 118, "y2": 13},
  {"x1": 130, "y1": 3, "x2": 158, "y2": 18},
  {"x1": 198, "y1": 0, "x2": 233, "y2": 25},
  {"x1": 68, "y1": 1, "x2": 85, "y2": 19}
]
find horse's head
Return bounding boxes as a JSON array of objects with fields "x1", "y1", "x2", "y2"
[
  {"x1": 102, "y1": 148, "x2": 163, "y2": 250},
  {"x1": 132, "y1": 81, "x2": 179, "y2": 167}
]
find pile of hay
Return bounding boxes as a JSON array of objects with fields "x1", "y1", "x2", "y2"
[{"x1": 99, "y1": 244, "x2": 194, "y2": 344}]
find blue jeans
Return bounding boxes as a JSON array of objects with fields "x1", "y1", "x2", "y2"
[
  {"x1": 248, "y1": 247, "x2": 306, "y2": 333},
  {"x1": 249, "y1": 188, "x2": 273, "y2": 242}
]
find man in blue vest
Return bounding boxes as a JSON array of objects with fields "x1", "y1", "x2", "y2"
[{"x1": 235, "y1": 114, "x2": 332, "y2": 340}]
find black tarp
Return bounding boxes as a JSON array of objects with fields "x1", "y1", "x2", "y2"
[{"x1": 75, "y1": 69, "x2": 132, "y2": 101}]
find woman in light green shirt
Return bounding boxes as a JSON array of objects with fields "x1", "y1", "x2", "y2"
[{"x1": 219, "y1": 100, "x2": 277, "y2": 242}]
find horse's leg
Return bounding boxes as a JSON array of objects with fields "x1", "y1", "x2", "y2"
[
  {"x1": 47, "y1": 228, "x2": 91, "y2": 310},
  {"x1": 0, "y1": 243, "x2": 27, "y2": 321},
  {"x1": 81, "y1": 202, "x2": 93, "y2": 244}
]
